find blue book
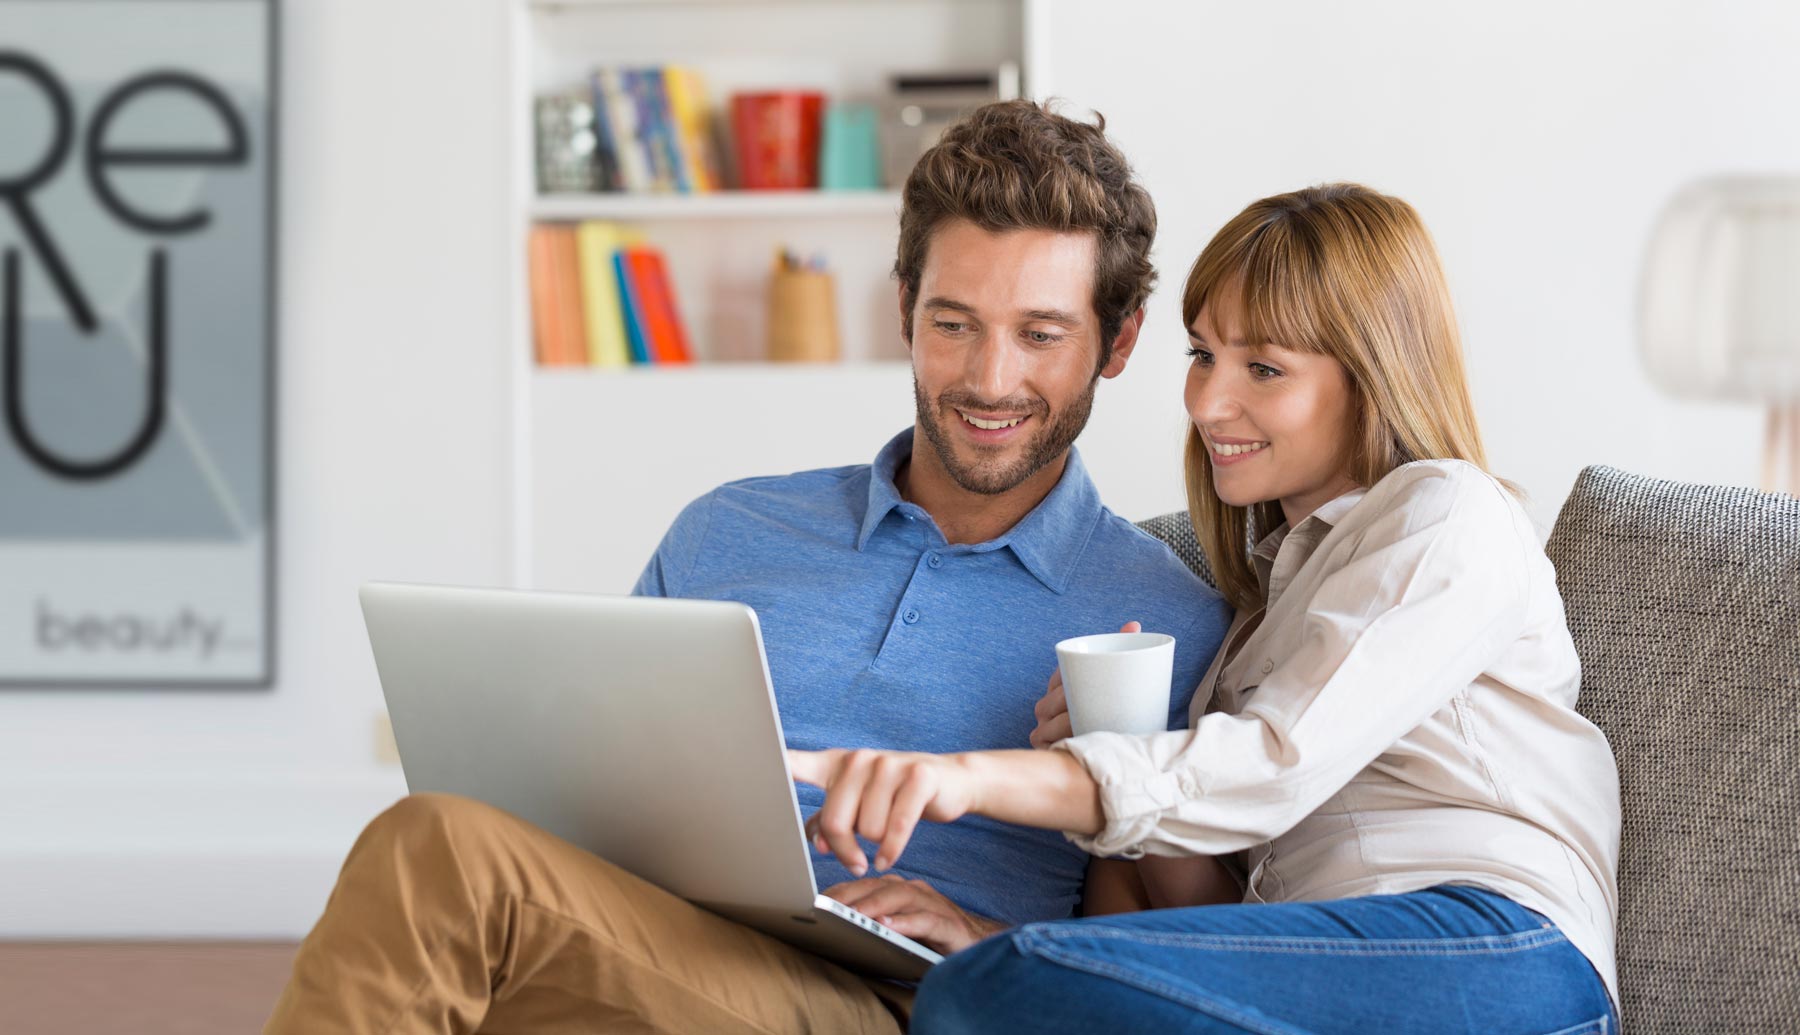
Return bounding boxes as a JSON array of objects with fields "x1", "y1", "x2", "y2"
[
  {"x1": 613, "y1": 250, "x2": 652, "y2": 364},
  {"x1": 586, "y1": 72, "x2": 623, "y2": 191},
  {"x1": 622, "y1": 69, "x2": 672, "y2": 191},
  {"x1": 642, "y1": 68, "x2": 690, "y2": 193}
]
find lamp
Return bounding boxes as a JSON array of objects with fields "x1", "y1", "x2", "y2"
[{"x1": 1640, "y1": 176, "x2": 1800, "y2": 494}]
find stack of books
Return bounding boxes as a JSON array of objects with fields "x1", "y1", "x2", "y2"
[
  {"x1": 586, "y1": 66, "x2": 722, "y2": 194},
  {"x1": 529, "y1": 222, "x2": 694, "y2": 367}
]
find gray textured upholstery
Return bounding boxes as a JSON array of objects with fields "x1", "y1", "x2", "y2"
[
  {"x1": 1137, "y1": 466, "x2": 1800, "y2": 1032},
  {"x1": 1546, "y1": 466, "x2": 1800, "y2": 1033},
  {"x1": 1134, "y1": 511, "x2": 1217, "y2": 591}
]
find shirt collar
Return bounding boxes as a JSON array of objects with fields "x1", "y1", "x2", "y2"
[
  {"x1": 856, "y1": 427, "x2": 1104, "y2": 595},
  {"x1": 1251, "y1": 486, "x2": 1370, "y2": 603}
]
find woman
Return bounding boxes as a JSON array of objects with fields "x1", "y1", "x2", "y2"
[{"x1": 790, "y1": 183, "x2": 1622, "y2": 1034}]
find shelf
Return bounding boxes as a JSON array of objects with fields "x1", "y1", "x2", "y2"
[
  {"x1": 525, "y1": 363, "x2": 907, "y2": 381},
  {"x1": 530, "y1": 190, "x2": 903, "y2": 222}
]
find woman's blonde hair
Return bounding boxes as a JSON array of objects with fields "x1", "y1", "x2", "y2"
[{"x1": 1182, "y1": 183, "x2": 1496, "y2": 610}]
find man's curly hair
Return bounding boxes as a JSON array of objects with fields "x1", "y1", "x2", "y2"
[{"x1": 893, "y1": 99, "x2": 1158, "y2": 368}]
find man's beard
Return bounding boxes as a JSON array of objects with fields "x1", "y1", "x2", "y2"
[{"x1": 913, "y1": 376, "x2": 1098, "y2": 496}]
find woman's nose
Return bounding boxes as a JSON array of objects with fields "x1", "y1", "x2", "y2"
[{"x1": 1186, "y1": 367, "x2": 1240, "y2": 425}]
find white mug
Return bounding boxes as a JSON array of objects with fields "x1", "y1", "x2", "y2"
[{"x1": 1054, "y1": 632, "x2": 1175, "y2": 737}]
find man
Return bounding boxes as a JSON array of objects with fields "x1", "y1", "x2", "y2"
[{"x1": 267, "y1": 100, "x2": 1231, "y2": 1035}]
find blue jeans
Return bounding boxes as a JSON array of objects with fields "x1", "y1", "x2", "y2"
[{"x1": 913, "y1": 885, "x2": 1616, "y2": 1035}]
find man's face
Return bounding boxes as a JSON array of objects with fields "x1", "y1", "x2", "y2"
[{"x1": 906, "y1": 219, "x2": 1126, "y2": 496}]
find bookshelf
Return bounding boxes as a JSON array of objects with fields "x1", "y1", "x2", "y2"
[
  {"x1": 507, "y1": 0, "x2": 1048, "y2": 588},
  {"x1": 529, "y1": 190, "x2": 904, "y2": 221}
]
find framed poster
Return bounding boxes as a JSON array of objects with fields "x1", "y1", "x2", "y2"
[{"x1": 0, "y1": 0, "x2": 276, "y2": 686}]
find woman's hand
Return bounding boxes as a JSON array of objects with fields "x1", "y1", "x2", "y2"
[
  {"x1": 788, "y1": 748, "x2": 978, "y2": 876},
  {"x1": 822, "y1": 874, "x2": 1006, "y2": 954},
  {"x1": 1029, "y1": 620, "x2": 1141, "y2": 749},
  {"x1": 789, "y1": 746, "x2": 1106, "y2": 874}
]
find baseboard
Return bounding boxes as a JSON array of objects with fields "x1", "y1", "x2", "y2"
[{"x1": 0, "y1": 774, "x2": 405, "y2": 938}]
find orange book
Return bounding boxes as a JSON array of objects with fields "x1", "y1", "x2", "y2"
[
  {"x1": 622, "y1": 247, "x2": 693, "y2": 364},
  {"x1": 527, "y1": 225, "x2": 560, "y2": 365},
  {"x1": 545, "y1": 225, "x2": 587, "y2": 366}
]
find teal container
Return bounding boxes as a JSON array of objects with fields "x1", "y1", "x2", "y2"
[{"x1": 819, "y1": 102, "x2": 883, "y2": 190}]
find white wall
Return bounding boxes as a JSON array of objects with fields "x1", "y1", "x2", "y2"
[
  {"x1": 5, "y1": 0, "x2": 1796, "y2": 938},
  {"x1": 1059, "y1": 0, "x2": 1800, "y2": 533},
  {"x1": 0, "y1": 0, "x2": 512, "y2": 936}
]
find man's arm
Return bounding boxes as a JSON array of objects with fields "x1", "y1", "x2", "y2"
[
  {"x1": 631, "y1": 492, "x2": 717, "y2": 597},
  {"x1": 822, "y1": 875, "x2": 1006, "y2": 955}
]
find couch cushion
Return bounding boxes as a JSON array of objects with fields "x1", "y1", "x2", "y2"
[
  {"x1": 1135, "y1": 512, "x2": 1217, "y2": 591},
  {"x1": 1547, "y1": 466, "x2": 1800, "y2": 1032}
]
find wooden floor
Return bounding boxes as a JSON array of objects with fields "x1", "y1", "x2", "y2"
[{"x1": 0, "y1": 942, "x2": 298, "y2": 1035}]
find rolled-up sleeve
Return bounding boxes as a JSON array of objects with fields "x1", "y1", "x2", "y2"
[{"x1": 1054, "y1": 467, "x2": 1532, "y2": 858}]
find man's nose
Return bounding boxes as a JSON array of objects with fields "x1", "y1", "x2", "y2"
[{"x1": 965, "y1": 332, "x2": 1023, "y2": 403}]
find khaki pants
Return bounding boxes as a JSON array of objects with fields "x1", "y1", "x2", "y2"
[{"x1": 265, "y1": 793, "x2": 912, "y2": 1034}]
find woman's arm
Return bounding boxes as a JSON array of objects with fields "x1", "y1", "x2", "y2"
[
  {"x1": 1078, "y1": 857, "x2": 1150, "y2": 916},
  {"x1": 787, "y1": 747, "x2": 1102, "y2": 876},
  {"x1": 1136, "y1": 855, "x2": 1241, "y2": 909}
]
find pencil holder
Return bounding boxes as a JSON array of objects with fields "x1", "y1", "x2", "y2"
[{"x1": 766, "y1": 269, "x2": 840, "y2": 362}]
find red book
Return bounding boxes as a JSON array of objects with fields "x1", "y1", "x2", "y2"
[{"x1": 623, "y1": 247, "x2": 693, "y2": 364}]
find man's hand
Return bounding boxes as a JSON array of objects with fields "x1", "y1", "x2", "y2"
[
  {"x1": 1029, "y1": 620, "x2": 1141, "y2": 748},
  {"x1": 788, "y1": 748, "x2": 977, "y2": 876},
  {"x1": 823, "y1": 874, "x2": 1006, "y2": 955}
]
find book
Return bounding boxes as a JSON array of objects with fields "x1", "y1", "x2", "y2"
[
  {"x1": 643, "y1": 68, "x2": 689, "y2": 193},
  {"x1": 623, "y1": 246, "x2": 694, "y2": 364},
  {"x1": 587, "y1": 76, "x2": 623, "y2": 192},
  {"x1": 546, "y1": 225, "x2": 587, "y2": 366},
  {"x1": 528, "y1": 225, "x2": 588, "y2": 366},
  {"x1": 663, "y1": 66, "x2": 720, "y2": 192},
  {"x1": 612, "y1": 249, "x2": 653, "y2": 364},
  {"x1": 527, "y1": 225, "x2": 559, "y2": 364},
  {"x1": 594, "y1": 69, "x2": 653, "y2": 192},
  {"x1": 574, "y1": 222, "x2": 632, "y2": 367},
  {"x1": 622, "y1": 68, "x2": 675, "y2": 193}
]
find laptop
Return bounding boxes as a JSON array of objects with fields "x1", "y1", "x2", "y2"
[{"x1": 358, "y1": 582, "x2": 944, "y2": 981}]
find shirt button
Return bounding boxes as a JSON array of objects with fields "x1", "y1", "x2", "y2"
[
  {"x1": 903, "y1": 608, "x2": 920, "y2": 624},
  {"x1": 1261, "y1": 659, "x2": 1274, "y2": 674},
  {"x1": 927, "y1": 553, "x2": 943, "y2": 568}
]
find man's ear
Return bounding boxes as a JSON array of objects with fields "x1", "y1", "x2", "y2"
[
  {"x1": 897, "y1": 282, "x2": 914, "y2": 350},
  {"x1": 1099, "y1": 306, "x2": 1146, "y2": 380}
]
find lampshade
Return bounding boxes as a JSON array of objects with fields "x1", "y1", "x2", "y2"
[{"x1": 1640, "y1": 175, "x2": 1800, "y2": 403}]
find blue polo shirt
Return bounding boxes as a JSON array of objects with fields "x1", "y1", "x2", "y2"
[{"x1": 633, "y1": 428, "x2": 1230, "y2": 925}]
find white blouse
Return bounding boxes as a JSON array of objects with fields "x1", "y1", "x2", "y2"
[{"x1": 1055, "y1": 460, "x2": 1622, "y2": 1000}]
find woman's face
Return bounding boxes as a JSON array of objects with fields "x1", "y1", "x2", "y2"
[{"x1": 1184, "y1": 300, "x2": 1362, "y2": 527}]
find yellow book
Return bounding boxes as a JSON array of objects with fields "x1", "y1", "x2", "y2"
[
  {"x1": 574, "y1": 221, "x2": 632, "y2": 367},
  {"x1": 663, "y1": 66, "x2": 720, "y2": 193}
]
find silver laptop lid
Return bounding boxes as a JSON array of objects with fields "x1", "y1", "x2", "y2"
[{"x1": 359, "y1": 583, "x2": 820, "y2": 916}]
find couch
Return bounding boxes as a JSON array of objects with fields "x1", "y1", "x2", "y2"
[{"x1": 1136, "y1": 465, "x2": 1800, "y2": 1033}]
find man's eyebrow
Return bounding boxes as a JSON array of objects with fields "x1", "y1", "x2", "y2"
[
  {"x1": 1022, "y1": 308, "x2": 1082, "y2": 324},
  {"x1": 922, "y1": 296, "x2": 975, "y2": 313}
]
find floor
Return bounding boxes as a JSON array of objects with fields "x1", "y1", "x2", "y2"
[{"x1": 0, "y1": 942, "x2": 298, "y2": 1035}]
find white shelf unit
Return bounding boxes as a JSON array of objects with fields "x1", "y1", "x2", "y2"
[
  {"x1": 528, "y1": 190, "x2": 904, "y2": 221},
  {"x1": 507, "y1": 0, "x2": 1048, "y2": 589}
]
